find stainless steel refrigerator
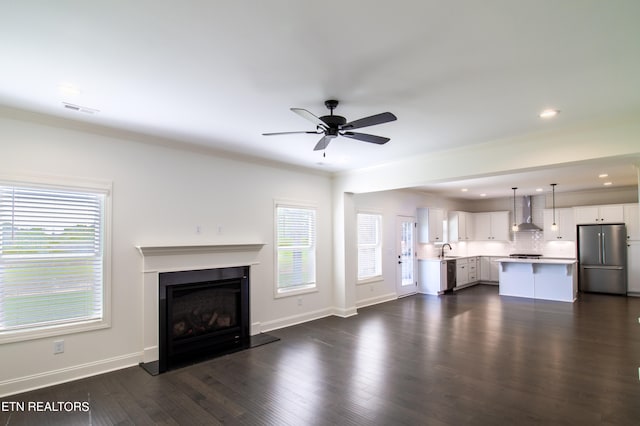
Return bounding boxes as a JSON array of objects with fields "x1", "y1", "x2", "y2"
[{"x1": 578, "y1": 224, "x2": 627, "y2": 295}]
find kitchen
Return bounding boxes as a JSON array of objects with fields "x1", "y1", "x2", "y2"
[
  {"x1": 417, "y1": 193, "x2": 639, "y2": 302},
  {"x1": 353, "y1": 182, "x2": 639, "y2": 306}
]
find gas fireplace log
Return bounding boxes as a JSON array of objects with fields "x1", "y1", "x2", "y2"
[{"x1": 207, "y1": 312, "x2": 219, "y2": 327}]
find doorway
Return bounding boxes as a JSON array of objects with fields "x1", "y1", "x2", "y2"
[{"x1": 396, "y1": 215, "x2": 417, "y2": 297}]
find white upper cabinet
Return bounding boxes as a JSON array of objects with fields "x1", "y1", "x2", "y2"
[
  {"x1": 448, "y1": 211, "x2": 473, "y2": 242},
  {"x1": 473, "y1": 211, "x2": 510, "y2": 241},
  {"x1": 574, "y1": 204, "x2": 624, "y2": 224},
  {"x1": 623, "y1": 203, "x2": 639, "y2": 240},
  {"x1": 543, "y1": 208, "x2": 576, "y2": 241},
  {"x1": 418, "y1": 208, "x2": 445, "y2": 243}
]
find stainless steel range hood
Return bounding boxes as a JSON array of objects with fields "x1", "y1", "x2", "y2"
[{"x1": 517, "y1": 196, "x2": 542, "y2": 231}]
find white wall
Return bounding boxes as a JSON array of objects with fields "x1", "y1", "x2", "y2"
[
  {"x1": 0, "y1": 112, "x2": 334, "y2": 396},
  {"x1": 352, "y1": 189, "x2": 466, "y2": 305}
]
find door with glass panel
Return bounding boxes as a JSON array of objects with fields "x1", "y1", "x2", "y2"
[{"x1": 396, "y1": 216, "x2": 417, "y2": 297}]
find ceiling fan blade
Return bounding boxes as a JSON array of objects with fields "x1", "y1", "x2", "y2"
[
  {"x1": 341, "y1": 132, "x2": 390, "y2": 145},
  {"x1": 341, "y1": 112, "x2": 397, "y2": 131},
  {"x1": 291, "y1": 108, "x2": 328, "y2": 129},
  {"x1": 313, "y1": 136, "x2": 332, "y2": 151},
  {"x1": 262, "y1": 131, "x2": 321, "y2": 136}
]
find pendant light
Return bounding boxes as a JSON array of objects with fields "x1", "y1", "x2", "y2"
[
  {"x1": 550, "y1": 183, "x2": 558, "y2": 231},
  {"x1": 511, "y1": 187, "x2": 519, "y2": 232}
]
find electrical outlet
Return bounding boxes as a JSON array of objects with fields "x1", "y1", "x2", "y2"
[
  {"x1": 297, "y1": 297, "x2": 302, "y2": 306},
  {"x1": 53, "y1": 340, "x2": 64, "y2": 354}
]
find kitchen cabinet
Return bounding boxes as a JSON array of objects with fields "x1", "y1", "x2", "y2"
[
  {"x1": 473, "y1": 211, "x2": 510, "y2": 241},
  {"x1": 456, "y1": 258, "x2": 469, "y2": 287},
  {"x1": 480, "y1": 256, "x2": 500, "y2": 283},
  {"x1": 627, "y1": 241, "x2": 640, "y2": 295},
  {"x1": 623, "y1": 203, "x2": 639, "y2": 240},
  {"x1": 455, "y1": 257, "x2": 479, "y2": 288},
  {"x1": 498, "y1": 259, "x2": 577, "y2": 302},
  {"x1": 418, "y1": 259, "x2": 447, "y2": 295},
  {"x1": 418, "y1": 208, "x2": 444, "y2": 243},
  {"x1": 448, "y1": 211, "x2": 474, "y2": 242},
  {"x1": 467, "y1": 256, "x2": 479, "y2": 282},
  {"x1": 574, "y1": 204, "x2": 624, "y2": 225},
  {"x1": 543, "y1": 208, "x2": 576, "y2": 241}
]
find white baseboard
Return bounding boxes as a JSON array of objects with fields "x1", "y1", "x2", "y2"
[
  {"x1": 356, "y1": 292, "x2": 397, "y2": 309},
  {"x1": 0, "y1": 352, "x2": 142, "y2": 398},
  {"x1": 143, "y1": 345, "x2": 158, "y2": 363},
  {"x1": 259, "y1": 307, "x2": 335, "y2": 333},
  {"x1": 332, "y1": 306, "x2": 358, "y2": 318}
]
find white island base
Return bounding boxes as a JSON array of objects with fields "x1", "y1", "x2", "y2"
[{"x1": 497, "y1": 258, "x2": 578, "y2": 302}]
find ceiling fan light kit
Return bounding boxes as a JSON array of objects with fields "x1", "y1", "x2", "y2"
[{"x1": 263, "y1": 99, "x2": 397, "y2": 152}]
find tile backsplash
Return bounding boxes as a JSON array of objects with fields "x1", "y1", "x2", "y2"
[
  {"x1": 512, "y1": 230, "x2": 544, "y2": 254},
  {"x1": 419, "y1": 231, "x2": 576, "y2": 259}
]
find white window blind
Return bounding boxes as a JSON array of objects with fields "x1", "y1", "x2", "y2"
[
  {"x1": 276, "y1": 205, "x2": 316, "y2": 292},
  {"x1": 0, "y1": 185, "x2": 105, "y2": 333},
  {"x1": 357, "y1": 213, "x2": 382, "y2": 280}
]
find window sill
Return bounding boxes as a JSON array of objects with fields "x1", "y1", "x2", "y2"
[
  {"x1": 0, "y1": 319, "x2": 110, "y2": 345},
  {"x1": 274, "y1": 285, "x2": 318, "y2": 299}
]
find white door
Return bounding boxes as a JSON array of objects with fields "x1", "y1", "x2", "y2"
[{"x1": 396, "y1": 216, "x2": 417, "y2": 297}]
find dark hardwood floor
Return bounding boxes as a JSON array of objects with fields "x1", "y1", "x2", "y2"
[{"x1": 2, "y1": 285, "x2": 640, "y2": 425}]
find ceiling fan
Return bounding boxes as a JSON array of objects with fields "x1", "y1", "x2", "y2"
[{"x1": 262, "y1": 100, "x2": 397, "y2": 152}]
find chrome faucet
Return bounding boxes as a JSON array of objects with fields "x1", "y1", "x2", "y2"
[{"x1": 440, "y1": 243, "x2": 452, "y2": 258}]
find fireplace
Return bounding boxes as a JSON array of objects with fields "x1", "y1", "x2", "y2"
[{"x1": 158, "y1": 265, "x2": 249, "y2": 373}]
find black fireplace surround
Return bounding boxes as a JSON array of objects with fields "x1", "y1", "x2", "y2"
[{"x1": 158, "y1": 265, "x2": 250, "y2": 373}]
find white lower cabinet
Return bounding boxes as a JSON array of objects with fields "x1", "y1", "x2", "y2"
[
  {"x1": 628, "y1": 241, "x2": 640, "y2": 295},
  {"x1": 456, "y1": 258, "x2": 469, "y2": 287},
  {"x1": 468, "y1": 257, "x2": 479, "y2": 282},
  {"x1": 419, "y1": 260, "x2": 447, "y2": 295},
  {"x1": 455, "y1": 257, "x2": 480, "y2": 289},
  {"x1": 480, "y1": 256, "x2": 499, "y2": 283}
]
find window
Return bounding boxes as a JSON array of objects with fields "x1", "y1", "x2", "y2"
[
  {"x1": 357, "y1": 213, "x2": 382, "y2": 281},
  {"x1": 275, "y1": 204, "x2": 316, "y2": 295},
  {"x1": 0, "y1": 180, "x2": 110, "y2": 342}
]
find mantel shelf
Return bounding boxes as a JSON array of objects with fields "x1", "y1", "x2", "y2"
[{"x1": 136, "y1": 243, "x2": 266, "y2": 257}]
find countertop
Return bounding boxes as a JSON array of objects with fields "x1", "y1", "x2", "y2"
[
  {"x1": 495, "y1": 257, "x2": 577, "y2": 265},
  {"x1": 419, "y1": 256, "x2": 577, "y2": 265}
]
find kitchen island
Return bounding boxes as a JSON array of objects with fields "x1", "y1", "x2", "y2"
[{"x1": 496, "y1": 257, "x2": 578, "y2": 302}]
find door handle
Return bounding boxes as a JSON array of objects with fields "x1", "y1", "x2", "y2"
[{"x1": 398, "y1": 260, "x2": 402, "y2": 264}]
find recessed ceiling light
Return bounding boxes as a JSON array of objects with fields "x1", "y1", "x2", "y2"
[
  {"x1": 598, "y1": 173, "x2": 609, "y2": 178},
  {"x1": 539, "y1": 109, "x2": 560, "y2": 119},
  {"x1": 603, "y1": 182, "x2": 613, "y2": 186},
  {"x1": 535, "y1": 188, "x2": 543, "y2": 192},
  {"x1": 480, "y1": 193, "x2": 487, "y2": 197},
  {"x1": 461, "y1": 188, "x2": 468, "y2": 192}
]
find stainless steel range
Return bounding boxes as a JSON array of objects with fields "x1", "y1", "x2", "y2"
[{"x1": 509, "y1": 253, "x2": 543, "y2": 259}]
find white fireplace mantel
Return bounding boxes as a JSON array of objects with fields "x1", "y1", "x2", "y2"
[
  {"x1": 137, "y1": 242, "x2": 265, "y2": 363},
  {"x1": 136, "y1": 242, "x2": 266, "y2": 273},
  {"x1": 136, "y1": 243, "x2": 266, "y2": 257}
]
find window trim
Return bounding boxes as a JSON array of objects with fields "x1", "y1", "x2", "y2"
[
  {"x1": 273, "y1": 200, "x2": 318, "y2": 299},
  {"x1": 0, "y1": 174, "x2": 112, "y2": 344},
  {"x1": 357, "y1": 211, "x2": 383, "y2": 284}
]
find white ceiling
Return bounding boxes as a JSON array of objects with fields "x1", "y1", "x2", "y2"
[{"x1": 1, "y1": 1, "x2": 639, "y2": 197}]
